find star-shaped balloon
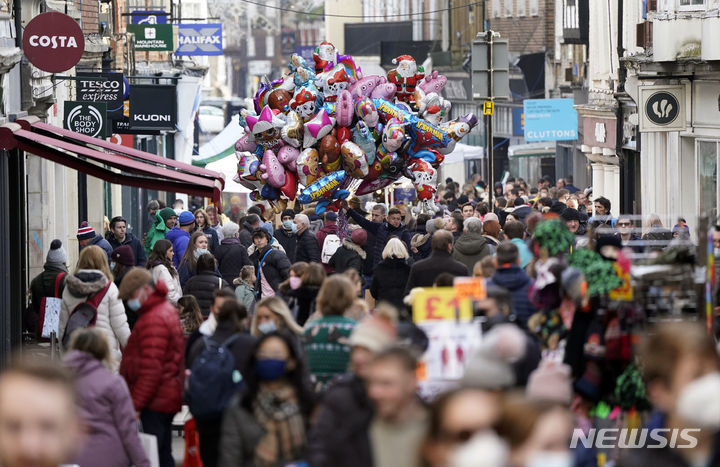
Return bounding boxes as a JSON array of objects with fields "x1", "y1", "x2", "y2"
[{"x1": 303, "y1": 109, "x2": 335, "y2": 148}]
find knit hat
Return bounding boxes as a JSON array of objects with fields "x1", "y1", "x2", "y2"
[
  {"x1": 281, "y1": 209, "x2": 295, "y2": 220},
  {"x1": 158, "y1": 207, "x2": 177, "y2": 223},
  {"x1": 483, "y1": 212, "x2": 499, "y2": 223},
  {"x1": 350, "y1": 228, "x2": 367, "y2": 247},
  {"x1": 325, "y1": 211, "x2": 338, "y2": 222},
  {"x1": 111, "y1": 245, "x2": 135, "y2": 267},
  {"x1": 560, "y1": 208, "x2": 581, "y2": 222},
  {"x1": 526, "y1": 361, "x2": 573, "y2": 405},
  {"x1": 46, "y1": 239, "x2": 67, "y2": 264},
  {"x1": 348, "y1": 315, "x2": 397, "y2": 353},
  {"x1": 221, "y1": 221, "x2": 240, "y2": 239},
  {"x1": 178, "y1": 211, "x2": 195, "y2": 226},
  {"x1": 261, "y1": 221, "x2": 274, "y2": 236},
  {"x1": 117, "y1": 267, "x2": 153, "y2": 300},
  {"x1": 76, "y1": 221, "x2": 95, "y2": 241}
]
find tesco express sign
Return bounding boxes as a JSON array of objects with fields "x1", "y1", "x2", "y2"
[{"x1": 22, "y1": 12, "x2": 85, "y2": 73}]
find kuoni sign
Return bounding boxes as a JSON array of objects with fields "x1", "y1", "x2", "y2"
[{"x1": 523, "y1": 98, "x2": 578, "y2": 142}]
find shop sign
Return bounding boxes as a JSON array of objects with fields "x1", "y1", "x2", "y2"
[
  {"x1": 639, "y1": 85, "x2": 686, "y2": 132},
  {"x1": 64, "y1": 101, "x2": 107, "y2": 138},
  {"x1": 129, "y1": 85, "x2": 177, "y2": 132},
  {"x1": 128, "y1": 24, "x2": 175, "y2": 51},
  {"x1": 22, "y1": 12, "x2": 85, "y2": 73},
  {"x1": 131, "y1": 10, "x2": 167, "y2": 24},
  {"x1": 176, "y1": 24, "x2": 223, "y2": 55},
  {"x1": 77, "y1": 73, "x2": 127, "y2": 119},
  {"x1": 523, "y1": 98, "x2": 578, "y2": 142}
]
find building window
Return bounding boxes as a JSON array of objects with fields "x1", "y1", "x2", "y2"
[
  {"x1": 679, "y1": 0, "x2": 705, "y2": 10},
  {"x1": 504, "y1": 0, "x2": 513, "y2": 17},
  {"x1": 492, "y1": 0, "x2": 501, "y2": 18},
  {"x1": 265, "y1": 35, "x2": 274, "y2": 58},
  {"x1": 529, "y1": 0, "x2": 539, "y2": 15},
  {"x1": 518, "y1": 0, "x2": 527, "y2": 16},
  {"x1": 696, "y1": 140, "x2": 718, "y2": 220},
  {"x1": 247, "y1": 36, "x2": 255, "y2": 57}
]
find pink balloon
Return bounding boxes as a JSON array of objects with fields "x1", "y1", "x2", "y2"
[
  {"x1": 277, "y1": 145, "x2": 300, "y2": 173},
  {"x1": 260, "y1": 149, "x2": 286, "y2": 188},
  {"x1": 334, "y1": 90, "x2": 355, "y2": 128}
]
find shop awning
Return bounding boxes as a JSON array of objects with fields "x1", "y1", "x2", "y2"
[
  {"x1": 508, "y1": 142, "x2": 556, "y2": 158},
  {"x1": 0, "y1": 116, "x2": 225, "y2": 211}
]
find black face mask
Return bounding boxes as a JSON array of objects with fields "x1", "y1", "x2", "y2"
[{"x1": 479, "y1": 313, "x2": 516, "y2": 334}]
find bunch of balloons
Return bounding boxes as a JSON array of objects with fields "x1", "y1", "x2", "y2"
[{"x1": 234, "y1": 42, "x2": 478, "y2": 214}]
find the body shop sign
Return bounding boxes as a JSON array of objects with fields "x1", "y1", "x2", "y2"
[
  {"x1": 129, "y1": 85, "x2": 177, "y2": 132},
  {"x1": 22, "y1": 12, "x2": 85, "y2": 73},
  {"x1": 64, "y1": 101, "x2": 107, "y2": 138}
]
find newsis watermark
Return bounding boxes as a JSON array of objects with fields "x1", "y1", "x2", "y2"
[{"x1": 570, "y1": 428, "x2": 701, "y2": 449}]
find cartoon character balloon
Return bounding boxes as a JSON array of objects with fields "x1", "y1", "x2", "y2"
[{"x1": 386, "y1": 55, "x2": 424, "y2": 106}]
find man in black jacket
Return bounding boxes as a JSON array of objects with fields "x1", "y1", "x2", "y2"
[
  {"x1": 106, "y1": 216, "x2": 147, "y2": 266},
  {"x1": 293, "y1": 214, "x2": 321, "y2": 263},
  {"x1": 345, "y1": 206, "x2": 412, "y2": 269},
  {"x1": 274, "y1": 209, "x2": 298, "y2": 263},
  {"x1": 404, "y1": 230, "x2": 468, "y2": 294},
  {"x1": 250, "y1": 229, "x2": 291, "y2": 298}
]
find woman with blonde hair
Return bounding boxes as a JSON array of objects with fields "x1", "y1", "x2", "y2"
[
  {"x1": 303, "y1": 275, "x2": 357, "y2": 387},
  {"x1": 64, "y1": 328, "x2": 150, "y2": 467},
  {"x1": 194, "y1": 208, "x2": 219, "y2": 253},
  {"x1": 59, "y1": 245, "x2": 130, "y2": 371},
  {"x1": 370, "y1": 237, "x2": 411, "y2": 312},
  {"x1": 251, "y1": 295, "x2": 304, "y2": 337}
]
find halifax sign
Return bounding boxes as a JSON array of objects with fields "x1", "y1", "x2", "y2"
[{"x1": 176, "y1": 24, "x2": 223, "y2": 56}]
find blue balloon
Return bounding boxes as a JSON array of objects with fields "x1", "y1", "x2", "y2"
[{"x1": 297, "y1": 170, "x2": 347, "y2": 204}]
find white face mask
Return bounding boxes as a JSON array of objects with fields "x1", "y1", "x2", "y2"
[
  {"x1": 258, "y1": 320, "x2": 278, "y2": 334},
  {"x1": 525, "y1": 452, "x2": 573, "y2": 467},
  {"x1": 677, "y1": 372, "x2": 720, "y2": 429},
  {"x1": 194, "y1": 248, "x2": 209, "y2": 259}
]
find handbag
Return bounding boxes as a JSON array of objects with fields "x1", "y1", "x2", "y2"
[
  {"x1": 183, "y1": 418, "x2": 204, "y2": 467},
  {"x1": 138, "y1": 422, "x2": 160, "y2": 467}
]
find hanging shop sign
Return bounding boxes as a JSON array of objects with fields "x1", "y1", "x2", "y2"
[
  {"x1": 64, "y1": 101, "x2": 107, "y2": 138},
  {"x1": 129, "y1": 84, "x2": 177, "y2": 132},
  {"x1": 22, "y1": 12, "x2": 85, "y2": 73},
  {"x1": 131, "y1": 10, "x2": 168, "y2": 24},
  {"x1": 76, "y1": 73, "x2": 128, "y2": 119},
  {"x1": 523, "y1": 98, "x2": 578, "y2": 142},
  {"x1": 176, "y1": 24, "x2": 223, "y2": 55},
  {"x1": 639, "y1": 85, "x2": 686, "y2": 132},
  {"x1": 127, "y1": 24, "x2": 175, "y2": 51}
]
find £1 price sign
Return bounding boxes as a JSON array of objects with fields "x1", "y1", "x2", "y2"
[{"x1": 412, "y1": 288, "x2": 473, "y2": 323}]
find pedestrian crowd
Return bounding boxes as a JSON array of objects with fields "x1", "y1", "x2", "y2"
[{"x1": 9, "y1": 174, "x2": 720, "y2": 467}]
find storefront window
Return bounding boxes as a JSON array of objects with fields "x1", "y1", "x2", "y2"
[{"x1": 697, "y1": 140, "x2": 718, "y2": 219}]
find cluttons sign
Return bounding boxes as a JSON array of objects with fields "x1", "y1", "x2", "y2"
[{"x1": 22, "y1": 12, "x2": 85, "y2": 73}]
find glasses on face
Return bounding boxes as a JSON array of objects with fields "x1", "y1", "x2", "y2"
[{"x1": 617, "y1": 222, "x2": 632, "y2": 227}]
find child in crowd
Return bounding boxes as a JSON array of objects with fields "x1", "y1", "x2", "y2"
[{"x1": 233, "y1": 265, "x2": 256, "y2": 314}]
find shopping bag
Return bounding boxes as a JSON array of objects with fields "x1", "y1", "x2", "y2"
[
  {"x1": 183, "y1": 418, "x2": 204, "y2": 467},
  {"x1": 139, "y1": 432, "x2": 160, "y2": 467}
]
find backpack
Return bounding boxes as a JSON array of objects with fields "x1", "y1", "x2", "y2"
[
  {"x1": 61, "y1": 282, "x2": 111, "y2": 349},
  {"x1": 321, "y1": 234, "x2": 342, "y2": 264},
  {"x1": 187, "y1": 335, "x2": 244, "y2": 420}
]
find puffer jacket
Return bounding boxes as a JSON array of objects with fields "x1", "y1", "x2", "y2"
[
  {"x1": 452, "y1": 231, "x2": 493, "y2": 273},
  {"x1": 251, "y1": 245, "x2": 292, "y2": 298},
  {"x1": 120, "y1": 280, "x2": 185, "y2": 414},
  {"x1": 60, "y1": 270, "x2": 130, "y2": 371},
  {"x1": 329, "y1": 239, "x2": 366, "y2": 275},
  {"x1": 65, "y1": 350, "x2": 150, "y2": 467},
  {"x1": 165, "y1": 227, "x2": 190, "y2": 268},
  {"x1": 83, "y1": 235, "x2": 113, "y2": 262},
  {"x1": 214, "y1": 238, "x2": 251, "y2": 284},
  {"x1": 182, "y1": 270, "x2": 232, "y2": 317}
]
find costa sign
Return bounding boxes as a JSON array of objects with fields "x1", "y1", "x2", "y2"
[{"x1": 22, "y1": 12, "x2": 85, "y2": 73}]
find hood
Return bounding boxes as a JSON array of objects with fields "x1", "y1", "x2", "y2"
[
  {"x1": 65, "y1": 270, "x2": 108, "y2": 297},
  {"x1": 138, "y1": 280, "x2": 169, "y2": 314},
  {"x1": 165, "y1": 226, "x2": 188, "y2": 243},
  {"x1": 492, "y1": 266, "x2": 531, "y2": 291},
  {"x1": 454, "y1": 232, "x2": 488, "y2": 255},
  {"x1": 411, "y1": 233, "x2": 431, "y2": 249},
  {"x1": 320, "y1": 224, "x2": 338, "y2": 235},
  {"x1": 152, "y1": 211, "x2": 170, "y2": 232},
  {"x1": 220, "y1": 237, "x2": 241, "y2": 245},
  {"x1": 342, "y1": 239, "x2": 367, "y2": 259},
  {"x1": 44, "y1": 262, "x2": 68, "y2": 273},
  {"x1": 64, "y1": 350, "x2": 104, "y2": 377}
]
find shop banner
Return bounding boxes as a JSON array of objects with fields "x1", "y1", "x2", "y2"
[
  {"x1": 128, "y1": 24, "x2": 175, "y2": 51},
  {"x1": 176, "y1": 24, "x2": 223, "y2": 55},
  {"x1": 523, "y1": 98, "x2": 578, "y2": 142}
]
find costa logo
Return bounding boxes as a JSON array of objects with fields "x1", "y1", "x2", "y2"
[{"x1": 22, "y1": 12, "x2": 85, "y2": 73}]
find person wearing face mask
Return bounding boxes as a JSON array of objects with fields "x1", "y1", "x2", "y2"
[
  {"x1": 219, "y1": 331, "x2": 316, "y2": 466},
  {"x1": 275, "y1": 209, "x2": 298, "y2": 263},
  {"x1": 182, "y1": 254, "x2": 232, "y2": 318},
  {"x1": 250, "y1": 296, "x2": 304, "y2": 338},
  {"x1": 118, "y1": 268, "x2": 185, "y2": 467},
  {"x1": 178, "y1": 232, "x2": 211, "y2": 287}
]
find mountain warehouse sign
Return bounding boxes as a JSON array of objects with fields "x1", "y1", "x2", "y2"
[
  {"x1": 176, "y1": 24, "x2": 223, "y2": 55},
  {"x1": 129, "y1": 84, "x2": 177, "y2": 132}
]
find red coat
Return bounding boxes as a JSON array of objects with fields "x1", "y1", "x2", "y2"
[{"x1": 120, "y1": 281, "x2": 184, "y2": 414}]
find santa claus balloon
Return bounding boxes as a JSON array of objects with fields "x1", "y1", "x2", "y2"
[{"x1": 387, "y1": 55, "x2": 425, "y2": 107}]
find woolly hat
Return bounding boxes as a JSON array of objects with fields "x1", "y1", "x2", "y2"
[
  {"x1": 350, "y1": 228, "x2": 367, "y2": 247},
  {"x1": 46, "y1": 239, "x2": 67, "y2": 264},
  {"x1": 111, "y1": 245, "x2": 135, "y2": 267},
  {"x1": 281, "y1": 209, "x2": 295, "y2": 220},
  {"x1": 158, "y1": 207, "x2": 177, "y2": 223},
  {"x1": 560, "y1": 208, "x2": 581, "y2": 222},
  {"x1": 526, "y1": 361, "x2": 573, "y2": 405},
  {"x1": 325, "y1": 211, "x2": 338, "y2": 222},
  {"x1": 222, "y1": 221, "x2": 240, "y2": 239},
  {"x1": 178, "y1": 211, "x2": 195, "y2": 226},
  {"x1": 76, "y1": 221, "x2": 95, "y2": 241},
  {"x1": 348, "y1": 314, "x2": 397, "y2": 353},
  {"x1": 117, "y1": 267, "x2": 153, "y2": 300}
]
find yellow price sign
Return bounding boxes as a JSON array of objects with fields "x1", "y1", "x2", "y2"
[
  {"x1": 412, "y1": 287, "x2": 473, "y2": 323},
  {"x1": 483, "y1": 100, "x2": 494, "y2": 115}
]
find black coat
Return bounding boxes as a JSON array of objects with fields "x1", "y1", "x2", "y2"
[
  {"x1": 250, "y1": 245, "x2": 291, "y2": 298},
  {"x1": 306, "y1": 375, "x2": 373, "y2": 467},
  {"x1": 274, "y1": 228, "x2": 297, "y2": 263},
  {"x1": 328, "y1": 240, "x2": 366, "y2": 275},
  {"x1": 347, "y1": 209, "x2": 412, "y2": 269},
  {"x1": 295, "y1": 229, "x2": 321, "y2": 264},
  {"x1": 214, "y1": 238, "x2": 251, "y2": 284},
  {"x1": 370, "y1": 258, "x2": 411, "y2": 312},
  {"x1": 107, "y1": 232, "x2": 147, "y2": 266},
  {"x1": 28, "y1": 263, "x2": 68, "y2": 334},
  {"x1": 404, "y1": 251, "x2": 469, "y2": 295},
  {"x1": 283, "y1": 285, "x2": 321, "y2": 326},
  {"x1": 238, "y1": 222, "x2": 255, "y2": 249},
  {"x1": 182, "y1": 270, "x2": 232, "y2": 317}
]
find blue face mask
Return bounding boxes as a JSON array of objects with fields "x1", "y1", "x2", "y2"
[
  {"x1": 283, "y1": 220, "x2": 297, "y2": 233},
  {"x1": 255, "y1": 358, "x2": 287, "y2": 381},
  {"x1": 258, "y1": 320, "x2": 278, "y2": 334},
  {"x1": 127, "y1": 298, "x2": 142, "y2": 311},
  {"x1": 110, "y1": 261, "x2": 116, "y2": 270},
  {"x1": 194, "y1": 248, "x2": 209, "y2": 259}
]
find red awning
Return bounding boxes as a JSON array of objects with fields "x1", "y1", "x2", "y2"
[{"x1": 0, "y1": 117, "x2": 225, "y2": 211}]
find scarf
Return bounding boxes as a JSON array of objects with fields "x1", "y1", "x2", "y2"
[{"x1": 253, "y1": 383, "x2": 306, "y2": 466}]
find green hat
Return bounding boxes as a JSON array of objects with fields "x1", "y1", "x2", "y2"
[{"x1": 158, "y1": 207, "x2": 177, "y2": 222}]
